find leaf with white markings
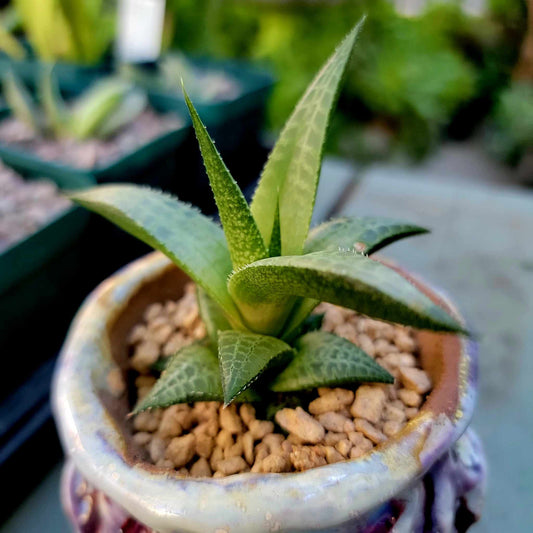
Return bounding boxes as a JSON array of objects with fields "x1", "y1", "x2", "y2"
[
  {"x1": 218, "y1": 330, "x2": 293, "y2": 405},
  {"x1": 69, "y1": 185, "x2": 241, "y2": 323},
  {"x1": 305, "y1": 216, "x2": 429, "y2": 254},
  {"x1": 270, "y1": 331, "x2": 393, "y2": 392},
  {"x1": 184, "y1": 86, "x2": 267, "y2": 269},
  {"x1": 133, "y1": 343, "x2": 223, "y2": 413},
  {"x1": 251, "y1": 20, "x2": 364, "y2": 255},
  {"x1": 229, "y1": 251, "x2": 465, "y2": 334}
]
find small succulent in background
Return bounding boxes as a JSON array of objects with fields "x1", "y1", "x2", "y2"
[
  {"x1": 70, "y1": 20, "x2": 465, "y2": 411},
  {"x1": 2, "y1": 69, "x2": 147, "y2": 140}
]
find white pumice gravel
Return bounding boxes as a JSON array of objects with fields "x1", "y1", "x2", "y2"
[{"x1": 123, "y1": 285, "x2": 433, "y2": 477}]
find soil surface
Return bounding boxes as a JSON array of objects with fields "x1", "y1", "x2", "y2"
[
  {"x1": 112, "y1": 283, "x2": 433, "y2": 478},
  {"x1": 0, "y1": 109, "x2": 183, "y2": 169},
  {"x1": 0, "y1": 162, "x2": 70, "y2": 252}
]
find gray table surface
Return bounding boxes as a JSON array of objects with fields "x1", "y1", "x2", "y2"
[{"x1": 2, "y1": 144, "x2": 531, "y2": 531}]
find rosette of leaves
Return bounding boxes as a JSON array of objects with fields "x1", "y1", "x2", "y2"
[
  {"x1": 2, "y1": 69, "x2": 147, "y2": 140},
  {"x1": 69, "y1": 20, "x2": 465, "y2": 412}
]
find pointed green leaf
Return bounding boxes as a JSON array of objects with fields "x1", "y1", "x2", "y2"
[
  {"x1": 3, "y1": 70, "x2": 41, "y2": 132},
  {"x1": 133, "y1": 343, "x2": 222, "y2": 413},
  {"x1": 305, "y1": 216, "x2": 429, "y2": 254},
  {"x1": 184, "y1": 87, "x2": 267, "y2": 269},
  {"x1": 270, "y1": 331, "x2": 393, "y2": 392},
  {"x1": 218, "y1": 330, "x2": 293, "y2": 405},
  {"x1": 69, "y1": 185, "x2": 241, "y2": 322},
  {"x1": 250, "y1": 19, "x2": 364, "y2": 254},
  {"x1": 196, "y1": 286, "x2": 232, "y2": 345},
  {"x1": 229, "y1": 251, "x2": 466, "y2": 334},
  {"x1": 39, "y1": 67, "x2": 68, "y2": 137}
]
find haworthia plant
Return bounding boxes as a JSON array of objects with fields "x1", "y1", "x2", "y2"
[
  {"x1": 70, "y1": 19, "x2": 466, "y2": 409},
  {"x1": 2, "y1": 69, "x2": 147, "y2": 140}
]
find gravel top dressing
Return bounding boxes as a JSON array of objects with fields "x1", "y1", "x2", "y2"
[
  {"x1": 107, "y1": 283, "x2": 433, "y2": 478},
  {"x1": 0, "y1": 109, "x2": 183, "y2": 169}
]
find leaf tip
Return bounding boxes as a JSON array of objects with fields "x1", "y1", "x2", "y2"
[{"x1": 381, "y1": 370, "x2": 395, "y2": 385}]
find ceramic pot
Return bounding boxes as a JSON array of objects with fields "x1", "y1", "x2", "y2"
[{"x1": 53, "y1": 251, "x2": 486, "y2": 533}]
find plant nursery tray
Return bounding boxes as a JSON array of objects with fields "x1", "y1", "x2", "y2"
[
  {"x1": 0, "y1": 111, "x2": 190, "y2": 186},
  {"x1": 0, "y1": 201, "x2": 88, "y2": 296},
  {"x1": 147, "y1": 55, "x2": 274, "y2": 126},
  {"x1": 0, "y1": 173, "x2": 92, "y2": 392},
  {"x1": 0, "y1": 40, "x2": 112, "y2": 93}
]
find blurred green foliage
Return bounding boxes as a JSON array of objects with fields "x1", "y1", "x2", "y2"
[
  {"x1": 12, "y1": 0, "x2": 114, "y2": 64},
  {"x1": 166, "y1": 0, "x2": 527, "y2": 161},
  {"x1": 486, "y1": 81, "x2": 533, "y2": 164}
]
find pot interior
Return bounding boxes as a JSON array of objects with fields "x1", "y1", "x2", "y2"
[{"x1": 103, "y1": 261, "x2": 463, "y2": 463}]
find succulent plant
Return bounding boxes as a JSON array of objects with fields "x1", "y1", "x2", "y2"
[
  {"x1": 2, "y1": 69, "x2": 147, "y2": 140},
  {"x1": 69, "y1": 20, "x2": 465, "y2": 411}
]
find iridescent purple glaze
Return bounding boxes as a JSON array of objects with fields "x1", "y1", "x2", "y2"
[{"x1": 53, "y1": 252, "x2": 486, "y2": 533}]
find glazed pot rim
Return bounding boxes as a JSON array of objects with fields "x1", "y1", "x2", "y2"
[{"x1": 52, "y1": 251, "x2": 478, "y2": 533}]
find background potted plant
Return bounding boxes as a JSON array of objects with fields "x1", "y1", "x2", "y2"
[
  {"x1": 54, "y1": 21, "x2": 485, "y2": 531},
  {"x1": 0, "y1": 68, "x2": 189, "y2": 187}
]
